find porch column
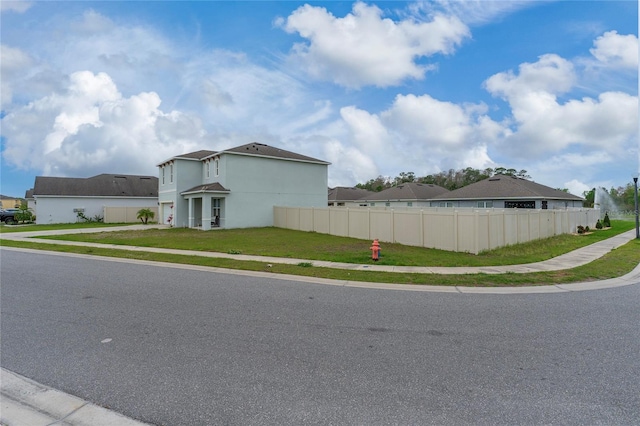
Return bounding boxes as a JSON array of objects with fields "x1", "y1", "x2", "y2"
[
  {"x1": 188, "y1": 198, "x2": 195, "y2": 228},
  {"x1": 202, "y1": 196, "x2": 212, "y2": 230}
]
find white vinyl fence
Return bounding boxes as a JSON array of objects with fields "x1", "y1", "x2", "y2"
[
  {"x1": 103, "y1": 206, "x2": 158, "y2": 224},
  {"x1": 274, "y1": 206, "x2": 600, "y2": 254}
]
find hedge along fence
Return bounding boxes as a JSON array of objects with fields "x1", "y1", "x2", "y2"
[
  {"x1": 274, "y1": 206, "x2": 601, "y2": 254},
  {"x1": 103, "y1": 206, "x2": 158, "y2": 224}
]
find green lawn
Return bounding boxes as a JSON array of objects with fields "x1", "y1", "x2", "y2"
[
  {"x1": 2, "y1": 237, "x2": 638, "y2": 287},
  {"x1": 2, "y1": 221, "x2": 638, "y2": 286},
  {"x1": 33, "y1": 220, "x2": 636, "y2": 267}
]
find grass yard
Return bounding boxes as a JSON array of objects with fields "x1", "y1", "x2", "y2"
[
  {"x1": 2, "y1": 220, "x2": 638, "y2": 286},
  {"x1": 33, "y1": 220, "x2": 636, "y2": 267},
  {"x1": 2, "y1": 237, "x2": 638, "y2": 287}
]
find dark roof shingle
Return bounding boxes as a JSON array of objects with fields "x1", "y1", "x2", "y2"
[
  {"x1": 360, "y1": 182, "x2": 449, "y2": 201},
  {"x1": 181, "y1": 183, "x2": 230, "y2": 194},
  {"x1": 328, "y1": 187, "x2": 374, "y2": 202},
  {"x1": 33, "y1": 174, "x2": 158, "y2": 197},
  {"x1": 224, "y1": 143, "x2": 329, "y2": 164},
  {"x1": 432, "y1": 175, "x2": 583, "y2": 201}
]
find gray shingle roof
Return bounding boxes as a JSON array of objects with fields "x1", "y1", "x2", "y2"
[
  {"x1": 181, "y1": 183, "x2": 230, "y2": 195},
  {"x1": 224, "y1": 142, "x2": 329, "y2": 164},
  {"x1": 158, "y1": 150, "x2": 217, "y2": 166},
  {"x1": 33, "y1": 174, "x2": 158, "y2": 197},
  {"x1": 432, "y1": 175, "x2": 583, "y2": 201},
  {"x1": 359, "y1": 182, "x2": 449, "y2": 201},
  {"x1": 177, "y1": 150, "x2": 217, "y2": 160},
  {"x1": 328, "y1": 187, "x2": 374, "y2": 202}
]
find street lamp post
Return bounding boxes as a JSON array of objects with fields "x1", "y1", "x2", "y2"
[{"x1": 634, "y1": 176, "x2": 639, "y2": 239}]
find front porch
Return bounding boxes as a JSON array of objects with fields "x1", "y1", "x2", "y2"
[{"x1": 180, "y1": 184, "x2": 230, "y2": 230}]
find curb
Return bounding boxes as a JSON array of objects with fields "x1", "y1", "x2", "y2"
[{"x1": 1, "y1": 369, "x2": 152, "y2": 426}]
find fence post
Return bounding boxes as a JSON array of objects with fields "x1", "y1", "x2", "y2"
[
  {"x1": 420, "y1": 210, "x2": 424, "y2": 248},
  {"x1": 391, "y1": 209, "x2": 395, "y2": 243},
  {"x1": 454, "y1": 209, "x2": 458, "y2": 252}
]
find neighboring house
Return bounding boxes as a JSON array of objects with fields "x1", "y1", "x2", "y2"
[
  {"x1": 32, "y1": 174, "x2": 158, "y2": 224},
  {"x1": 430, "y1": 175, "x2": 584, "y2": 209},
  {"x1": 0, "y1": 195, "x2": 21, "y2": 209},
  {"x1": 24, "y1": 189, "x2": 35, "y2": 212},
  {"x1": 357, "y1": 182, "x2": 450, "y2": 208},
  {"x1": 328, "y1": 187, "x2": 374, "y2": 207},
  {"x1": 158, "y1": 142, "x2": 329, "y2": 230}
]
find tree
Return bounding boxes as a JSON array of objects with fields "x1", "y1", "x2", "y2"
[
  {"x1": 14, "y1": 203, "x2": 33, "y2": 224},
  {"x1": 355, "y1": 175, "x2": 391, "y2": 192},
  {"x1": 582, "y1": 188, "x2": 595, "y2": 208},
  {"x1": 392, "y1": 171, "x2": 416, "y2": 186},
  {"x1": 137, "y1": 208, "x2": 155, "y2": 224}
]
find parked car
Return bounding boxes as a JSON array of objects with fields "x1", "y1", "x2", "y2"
[{"x1": 0, "y1": 208, "x2": 19, "y2": 224}]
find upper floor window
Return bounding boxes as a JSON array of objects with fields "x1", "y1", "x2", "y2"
[
  {"x1": 170, "y1": 164, "x2": 174, "y2": 183},
  {"x1": 162, "y1": 167, "x2": 165, "y2": 185},
  {"x1": 214, "y1": 158, "x2": 219, "y2": 177},
  {"x1": 205, "y1": 161, "x2": 210, "y2": 178}
]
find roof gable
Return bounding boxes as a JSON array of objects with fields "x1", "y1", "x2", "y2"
[
  {"x1": 33, "y1": 174, "x2": 158, "y2": 197},
  {"x1": 432, "y1": 175, "x2": 583, "y2": 201}
]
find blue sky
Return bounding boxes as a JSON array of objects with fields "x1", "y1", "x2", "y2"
[{"x1": 1, "y1": 0, "x2": 638, "y2": 198}]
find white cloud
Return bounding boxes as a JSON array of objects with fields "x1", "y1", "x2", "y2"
[
  {"x1": 564, "y1": 179, "x2": 591, "y2": 197},
  {"x1": 0, "y1": 0, "x2": 32, "y2": 13},
  {"x1": 590, "y1": 31, "x2": 638, "y2": 69},
  {"x1": 2, "y1": 71, "x2": 208, "y2": 177},
  {"x1": 280, "y1": 1, "x2": 470, "y2": 88},
  {"x1": 484, "y1": 54, "x2": 638, "y2": 159},
  {"x1": 409, "y1": 0, "x2": 537, "y2": 26},
  {"x1": 332, "y1": 94, "x2": 500, "y2": 181},
  {"x1": 0, "y1": 44, "x2": 33, "y2": 106}
]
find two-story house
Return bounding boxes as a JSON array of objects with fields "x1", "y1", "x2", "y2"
[{"x1": 157, "y1": 142, "x2": 330, "y2": 229}]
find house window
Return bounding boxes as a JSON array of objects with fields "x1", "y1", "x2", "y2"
[
  {"x1": 162, "y1": 167, "x2": 165, "y2": 185},
  {"x1": 206, "y1": 161, "x2": 210, "y2": 178},
  {"x1": 477, "y1": 201, "x2": 493, "y2": 208},
  {"x1": 371, "y1": 203, "x2": 375, "y2": 207},
  {"x1": 505, "y1": 201, "x2": 535, "y2": 209},
  {"x1": 438, "y1": 202, "x2": 453, "y2": 207},
  {"x1": 214, "y1": 158, "x2": 219, "y2": 177},
  {"x1": 170, "y1": 164, "x2": 174, "y2": 183},
  {"x1": 385, "y1": 202, "x2": 391, "y2": 207},
  {"x1": 407, "y1": 202, "x2": 413, "y2": 207}
]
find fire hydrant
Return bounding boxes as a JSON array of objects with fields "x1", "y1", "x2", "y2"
[{"x1": 370, "y1": 239, "x2": 381, "y2": 261}]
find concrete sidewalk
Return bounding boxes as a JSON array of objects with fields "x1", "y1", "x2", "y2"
[{"x1": 1, "y1": 225, "x2": 637, "y2": 275}]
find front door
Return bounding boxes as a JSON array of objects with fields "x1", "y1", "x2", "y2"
[{"x1": 212, "y1": 198, "x2": 221, "y2": 227}]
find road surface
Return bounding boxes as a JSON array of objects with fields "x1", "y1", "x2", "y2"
[{"x1": 2, "y1": 249, "x2": 639, "y2": 425}]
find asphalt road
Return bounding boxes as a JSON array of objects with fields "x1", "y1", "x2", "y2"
[{"x1": 2, "y1": 249, "x2": 639, "y2": 425}]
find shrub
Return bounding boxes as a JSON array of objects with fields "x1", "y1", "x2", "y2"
[
  {"x1": 603, "y1": 213, "x2": 611, "y2": 228},
  {"x1": 585, "y1": 226, "x2": 590, "y2": 232},
  {"x1": 136, "y1": 208, "x2": 155, "y2": 224},
  {"x1": 14, "y1": 207, "x2": 33, "y2": 224},
  {"x1": 577, "y1": 225, "x2": 585, "y2": 234},
  {"x1": 77, "y1": 212, "x2": 104, "y2": 223},
  {"x1": 595, "y1": 219, "x2": 603, "y2": 229}
]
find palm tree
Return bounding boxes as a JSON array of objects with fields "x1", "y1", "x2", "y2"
[{"x1": 136, "y1": 208, "x2": 155, "y2": 224}]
